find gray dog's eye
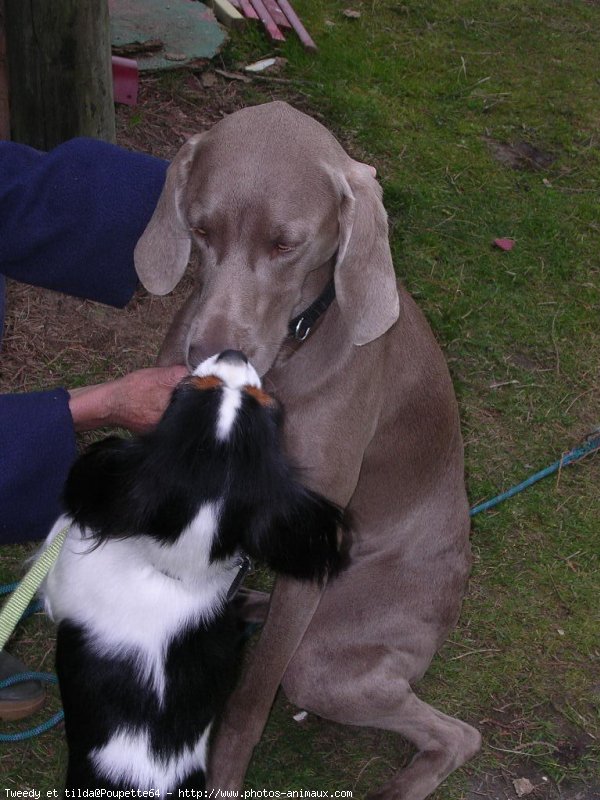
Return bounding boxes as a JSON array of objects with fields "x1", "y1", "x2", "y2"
[{"x1": 275, "y1": 243, "x2": 294, "y2": 253}]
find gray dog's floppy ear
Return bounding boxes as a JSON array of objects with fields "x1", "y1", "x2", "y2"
[
  {"x1": 135, "y1": 133, "x2": 205, "y2": 295},
  {"x1": 331, "y1": 162, "x2": 399, "y2": 345}
]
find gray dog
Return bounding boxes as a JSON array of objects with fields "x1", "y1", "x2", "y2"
[{"x1": 134, "y1": 101, "x2": 481, "y2": 800}]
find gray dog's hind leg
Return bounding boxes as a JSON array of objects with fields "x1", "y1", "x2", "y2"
[
  {"x1": 282, "y1": 652, "x2": 480, "y2": 800},
  {"x1": 362, "y1": 684, "x2": 481, "y2": 800}
]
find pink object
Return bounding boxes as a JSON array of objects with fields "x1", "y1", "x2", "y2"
[
  {"x1": 112, "y1": 56, "x2": 138, "y2": 106},
  {"x1": 263, "y1": 0, "x2": 291, "y2": 28},
  {"x1": 239, "y1": 0, "x2": 259, "y2": 20},
  {"x1": 248, "y1": 0, "x2": 286, "y2": 40},
  {"x1": 275, "y1": 0, "x2": 317, "y2": 50},
  {"x1": 493, "y1": 238, "x2": 515, "y2": 251}
]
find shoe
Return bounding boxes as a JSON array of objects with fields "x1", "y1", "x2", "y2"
[{"x1": 0, "y1": 650, "x2": 45, "y2": 721}]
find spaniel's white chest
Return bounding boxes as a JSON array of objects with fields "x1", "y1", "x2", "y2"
[{"x1": 41, "y1": 504, "x2": 237, "y2": 700}]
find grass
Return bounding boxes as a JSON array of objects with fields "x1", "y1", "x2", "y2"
[{"x1": 1, "y1": 0, "x2": 599, "y2": 796}]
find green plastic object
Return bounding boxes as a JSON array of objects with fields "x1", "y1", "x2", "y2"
[{"x1": 109, "y1": 0, "x2": 227, "y2": 71}]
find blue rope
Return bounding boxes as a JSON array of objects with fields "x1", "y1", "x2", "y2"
[
  {"x1": 470, "y1": 432, "x2": 600, "y2": 516},
  {"x1": 0, "y1": 672, "x2": 64, "y2": 742}
]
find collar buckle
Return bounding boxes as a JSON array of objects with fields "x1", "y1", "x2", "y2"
[
  {"x1": 288, "y1": 279, "x2": 336, "y2": 343},
  {"x1": 294, "y1": 317, "x2": 311, "y2": 342}
]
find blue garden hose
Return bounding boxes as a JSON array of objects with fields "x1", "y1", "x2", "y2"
[
  {"x1": 470, "y1": 431, "x2": 600, "y2": 516},
  {"x1": 0, "y1": 672, "x2": 63, "y2": 742}
]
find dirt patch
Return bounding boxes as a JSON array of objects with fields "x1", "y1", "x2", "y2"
[
  {"x1": 468, "y1": 769, "x2": 599, "y2": 800},
  {"x1": 472, "y1": 702, "x2": 599, "y2": 800},
  {"x1": 506, "y1": 352, "x2": 553, "y2": 373},
  {"x1": 115, "y1": 70, "x2": 251, "y2": 158},
  {"x1": 1, "y1": 279, "x2": 181, "y2": 390},
  {"x1": 484, "y1": 137, "x2": 556, "y2": 171}
]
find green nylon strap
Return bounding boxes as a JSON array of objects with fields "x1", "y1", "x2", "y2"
[{"x1": 0, "y1": 524, "x2": 69, "y2": 651}]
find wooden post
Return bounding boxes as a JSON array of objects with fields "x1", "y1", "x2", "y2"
[
  {"x1": 0, "y1": 0, "x2": 9, "y2": 140},
  {"x1": 4, "y1": 0, "x2": 115, "y2": 149}
]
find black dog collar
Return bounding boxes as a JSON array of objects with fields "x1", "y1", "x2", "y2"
[
  {"x1": 226, "y1": 553, "x2": 253, "y2": 601},
  {"x1": 288, "y1": 279, "x2": 336, "y2": 342}
]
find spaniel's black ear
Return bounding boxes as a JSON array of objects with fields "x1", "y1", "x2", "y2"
[
  {"x1": 242, "y1": 484, "x2": 346, "y2": 583},
  {"x1": 64, "y1": 433, "x2": 200, "y2": 542},
  {"x1": 62, "y1": 436, "x2": 143, "y2": 538}
]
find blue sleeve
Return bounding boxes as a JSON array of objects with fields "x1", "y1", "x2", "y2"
[
  {"x1": 0, "y1": 389, "x2": 77, "y2": 544},
  {"x1": 0, "y1": 137, "x2": 168, "y2": 306},
  {"x1": 0, "y1": 138, "x2": 168, "y2": 544}
]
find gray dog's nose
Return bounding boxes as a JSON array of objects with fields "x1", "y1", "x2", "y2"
[{"x1": 216, "y1": 349, "x2": 248, "y2": 365}]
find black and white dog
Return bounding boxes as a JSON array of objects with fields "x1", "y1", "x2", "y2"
[{"x1": 41, "y1": 350, "x2": 343, "y2": 792}]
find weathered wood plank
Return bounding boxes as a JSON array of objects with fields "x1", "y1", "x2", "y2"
[
  {"x1": 238, "y1": 0, "x2": 259, "y2": 21},
  {"x1": 248, "y1": 0, "x2": 285, "y2": 40},
  {"x1": 276, "y1": 0, "x2": 317, "y2": 51},
  {"x1": 205, "y1": 0, "x2": 245, "y2": 30},
  {"x1": 263, "y1": 0, "x2": 291, "y2": 29}
]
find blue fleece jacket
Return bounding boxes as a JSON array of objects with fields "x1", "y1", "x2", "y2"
[{"x1": 0, "y1": 138, "x2": 167, "y2": 544}]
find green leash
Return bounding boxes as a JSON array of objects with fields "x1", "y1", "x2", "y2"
[
  {"x1": 0, "y1": 523, "x2": 69, "y2": 741},
  {"x1": 0, "y1": 523, "x2": 69, "y2": 651}
]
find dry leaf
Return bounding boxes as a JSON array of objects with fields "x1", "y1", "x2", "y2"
[
  {"x1": 200, "y1": 72, "x2": 218, "y2": 88},
  {"x1": 513, "y1": 777, "x2": 534, "y2": 797},
  {"x1": 245, "y1": 57, "x2": 288, "y2": 73},
  {"x1": 245, "y1": 58, "x2": 278, "y2": 73},
  {"x1": 343, "y1": 9, "x2": 361, "y2": 18}
]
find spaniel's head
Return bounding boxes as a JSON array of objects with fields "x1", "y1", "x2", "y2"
[{"x1": 63, "y1": 351, "x2": 345, "y2": 583}]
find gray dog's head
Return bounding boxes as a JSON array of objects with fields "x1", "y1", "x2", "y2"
[{"x1": 134, "y1": 101, "x2": 399, "y2": 374}]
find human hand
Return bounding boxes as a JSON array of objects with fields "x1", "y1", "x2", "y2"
[{"x1": 68, "y1": 365, "x2": 188, "y2": 434}]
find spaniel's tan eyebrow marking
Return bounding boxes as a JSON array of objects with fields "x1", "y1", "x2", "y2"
[
  {"x1": 244, "y1": 385, "x2": 277, "y2": 408},
  {"x1": 189, "y1": 375, "x2": 224, "y2": 391}
]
